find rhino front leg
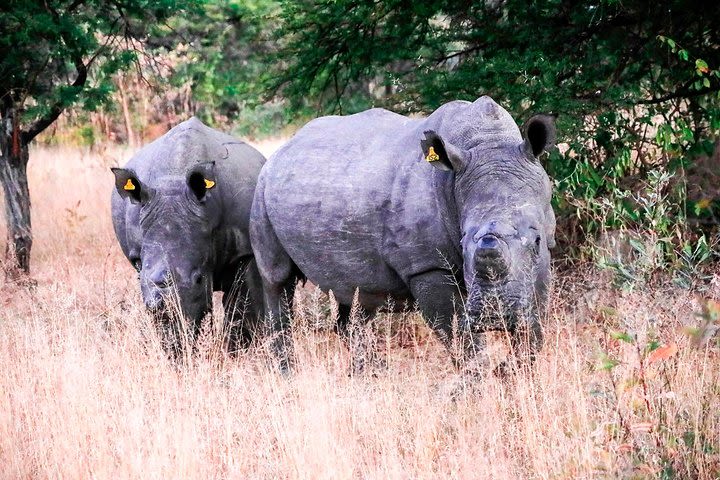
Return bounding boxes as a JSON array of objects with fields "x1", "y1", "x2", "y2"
[
  {"x1": 408, "y1": 269, "x2": 490, "y2": 375},
  {"x1": 510, "y1": 316, "x2": 544, "y2": 366},
  {"x1": 492, "y1": 314, "x2": 544, "y2": 378},
  {"x1": 222, "y1": 257, "x2": 265, "y2": 352},
  {"x1": 336, "y1": 303, "x2": 384, "y2": 375}
]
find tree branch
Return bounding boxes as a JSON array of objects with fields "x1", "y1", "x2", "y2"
[
  {"x1": 21, "y1": 1, "x2": 89, "y2": 144},
  {"x1": 22, "y1": 56, "x2": 87, "y2": 144},
  {"x1": 66, "y1": 0, "x2": 86, "y2": 12},
  {"x1": 637, "y1": 84, "x2": 720, "y2": 105}
]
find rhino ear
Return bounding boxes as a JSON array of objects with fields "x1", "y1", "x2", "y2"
[
  {"x1": 522, "y1": 114, "x2": 557, "y2": 158},
  {"x1": 111, "y1": 168, "x2": 146, "y2": 204},
  {"x1": 187, "y1": 161, "x2": 216, "y2": 202},
  {"x1": 421, "y1": 130, "x2": 467, "y2": 172}
]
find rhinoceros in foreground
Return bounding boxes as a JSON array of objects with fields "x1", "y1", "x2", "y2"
[
  {"x1": 251, "y1": 96, "x2": 556, "y2": 374},
  {"x1": 111, "y1": 118, "x2": 265, "y2": 354}
]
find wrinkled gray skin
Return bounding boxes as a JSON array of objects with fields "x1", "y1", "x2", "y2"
[
  {"x1": 111, "y1": 118, "x2": 265, "y2": 354},
  {"x1": 250, "y1": 96, "x2": 556, "y2": 374}
]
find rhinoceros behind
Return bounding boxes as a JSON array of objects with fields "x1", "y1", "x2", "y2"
[
  {"x1": 111, "y1": 118, "x2": 265, "y2": 354},
  {"x1": 250, "y1": 96, "x2": 556, "y2": 374}
]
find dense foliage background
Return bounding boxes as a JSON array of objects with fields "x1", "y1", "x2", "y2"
[
  {"x1": 3, "y1": 0, "x2": 720, "y2": 279},
  {"x1": 263, "y1": 0, "x2": 720, "y2": 284}
]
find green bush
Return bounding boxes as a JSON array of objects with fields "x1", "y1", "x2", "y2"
[{"x1": 264, "y1": 1, "x2": 720, "y2": 279}]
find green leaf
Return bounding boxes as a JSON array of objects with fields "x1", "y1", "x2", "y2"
[
  {"x1": 598, "y1": 353, "x2": 621, "y2": 371},
  {"x1": 611, "y1": 331, "x2": 635, "y2": 343},
  {"x1": 646, "y1": 339, "x2": 661, "y2": 353}
]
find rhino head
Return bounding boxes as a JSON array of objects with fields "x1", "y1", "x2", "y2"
[
  {"x1": 112, "y1": 163, "x2": 220, "y2": 325},
  {"x1": 422, "y1": 98, "x2": 556, "y2": 330}
]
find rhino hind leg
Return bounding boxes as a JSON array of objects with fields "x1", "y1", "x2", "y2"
[
  {"x1": 262, "y1": 279, "x2": 297, "y2": 373},
  {"x1": 336, "y1": 303, "x2": 385, "y2": 375},
  {"x1": 250, "y1": 176, "x2": 304, "y2": 373}
]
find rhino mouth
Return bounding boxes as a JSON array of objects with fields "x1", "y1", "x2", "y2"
[
  {"x1": 145, "y1": 295, "x2": 210, "y2": 327},
  {"x1": 464, "y1": 285, "x2": 532, "y2": 331},
  {"x1": 147, "y1": 301, "x2": 210, "y2": 357}
]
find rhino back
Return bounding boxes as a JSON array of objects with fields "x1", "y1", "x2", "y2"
[{"x1": 122, "y1": 118, "x2": 260, "y2": 183}]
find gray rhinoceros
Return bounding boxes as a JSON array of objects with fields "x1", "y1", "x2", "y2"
[
  {"x1": 111, "y1": 117, "x2": 265, "y2": 354},
  {"x1": 250, "y1": 96, "x2": 556, "y2": 374}
]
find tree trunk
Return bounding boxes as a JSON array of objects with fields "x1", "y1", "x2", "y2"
[
  {"x1": 118, "y1": 76, "x2": 136, "y2": 147},
  {"x1": 0, "y1": 107, "x2": 32, "y2": 277}
]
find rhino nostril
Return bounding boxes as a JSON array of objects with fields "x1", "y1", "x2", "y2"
[{"x1": 192, "y1": 271, "x2": 204, "y2": 286}]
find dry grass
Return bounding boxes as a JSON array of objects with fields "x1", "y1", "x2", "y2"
[{"x1": 0, "y1": 145, "x2": 719, "y2": 479}]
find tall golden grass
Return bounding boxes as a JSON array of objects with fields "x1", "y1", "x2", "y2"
[{"x1": 0, "y1": 144, "x2": 719, "y2": 479}]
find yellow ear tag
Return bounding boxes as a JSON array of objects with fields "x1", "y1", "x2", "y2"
[
  {"x1": 426, "y1": 146, "x2": 440, "y2": 163},
  {"x1": 123, "y1": 178, "x2": 136, "y2": 191},
  {"x1": 204, "y1": 178, "x2": 216, "y2": 189}
]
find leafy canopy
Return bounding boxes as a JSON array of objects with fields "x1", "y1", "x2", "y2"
[
  {"x1": 0, "y1": 0, "x2": 198, "y2": 143},
  {"x1": 266, "y1": 0, "x2": 720, "y2": 275},
  {"x1": 268, "y1": 0, "x2": 720, "y2": 118}
]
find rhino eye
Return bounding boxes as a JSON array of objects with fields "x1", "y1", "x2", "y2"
[{"x1": 534, "y1": 235, "x2": 541, "y2": 250}]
